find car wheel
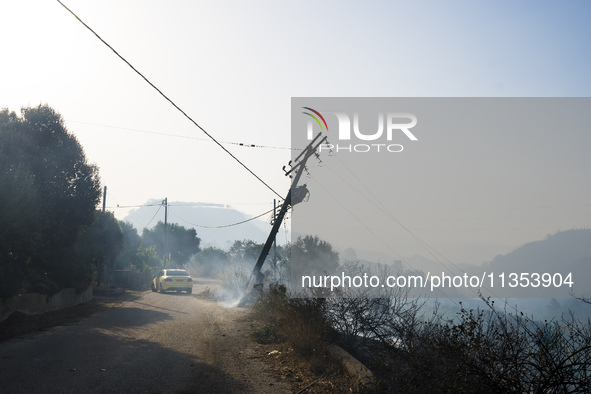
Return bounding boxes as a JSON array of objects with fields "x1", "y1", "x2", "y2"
[
  {"x1": 186, "y1": 289, "x2": 192, "y2": 295},
  {"x1": 151, "y1": 282, "x2": 157, "y2": 292},
  {"x1": 159, "y1": 283, "x2": 165, "y2": 293}
]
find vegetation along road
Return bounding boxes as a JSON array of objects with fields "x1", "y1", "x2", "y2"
[{"x1": 0, "y1": 281, "x2": 291, "y2": 394}]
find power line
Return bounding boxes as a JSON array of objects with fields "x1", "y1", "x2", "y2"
[
  {"x1": 143, "y1": 204, "x2": 163, "y2": 230},
  {"x1": 107, "y1": 202, "x2": 275, "y2": 210},
  {"x1": 322, "y1": 155, "x2": 465, "y2": 278},
  {"x1": 304, "y1": 169, "x2": 458, "y2": 301},
  {"x1": 304, "y1": 145, "x2": 472, "y2": 302},
  {"x1": 107, "y1": 203, "x2": 162, "y2": 209},
  {"x1": 108, "y1": 199, "x2": 278, "y2": 229},
  {"x1": 67, "y1": 120, "x2": 296, "y2": 151},
  {"x1": 167, "y1": 206, "x2": 274, "y2": 228},
  {"x1": 314, "y1": 153, "x2": 535, "y2": 313},
  {"x1": 57, "y1": 0, "x2": 282, "y2": 199}
]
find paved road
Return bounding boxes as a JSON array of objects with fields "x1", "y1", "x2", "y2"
[{"x1": 0, "y1": 280, "x2": 290, "y2": 393}]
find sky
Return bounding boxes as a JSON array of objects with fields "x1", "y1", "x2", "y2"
[{"x1": 1, "y1": 0, "x2": 591, "y2": 265}]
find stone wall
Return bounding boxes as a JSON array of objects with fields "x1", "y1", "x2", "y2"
[{"x1": 0, "y1": 286, "x2": 93, "y2": 321}]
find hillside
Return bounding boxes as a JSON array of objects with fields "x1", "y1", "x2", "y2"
[{"x1": 481, "y1": 229, "x2": 591, "y2": 298}]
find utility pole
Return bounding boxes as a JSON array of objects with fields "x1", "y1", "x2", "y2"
[
  {"x1": 238, "y1": 134, "x2": 327, "y2": 306},
  {"x1": 102, "y1": 186, "x2": 107, "y2": 212},
  {"x1": 102, "y1": 185, "x2": 107, "y2": 286},
  {"x1": 273, "y1": 199, "x2": 278, "y2": 278},
  {"x1": 163, "y1": 197, "x2": 168, "y2": 267}
]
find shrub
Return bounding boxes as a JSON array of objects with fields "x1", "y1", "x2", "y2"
[
  {"x1": 249, "y1": 324, "x2": 285, "y2": 344},
  {"x1": 252, "y1": 284, "x2": 333, "y2": 356}
]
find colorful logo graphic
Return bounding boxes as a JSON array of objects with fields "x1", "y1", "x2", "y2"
[{"x1": 302, "y1": 107, "x2": 328, "y2": 139}]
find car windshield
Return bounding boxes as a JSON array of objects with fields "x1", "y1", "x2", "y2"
[{"x1": 166, "y1": 270, "x2": 189, "y2": 276}]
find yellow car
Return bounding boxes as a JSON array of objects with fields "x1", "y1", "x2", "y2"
[{"x1": 151, "y1": 269, "x2": 193, "y2": 294}]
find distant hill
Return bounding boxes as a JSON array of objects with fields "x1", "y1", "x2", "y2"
[
  {"x1": 122, "y1": 200, "x2": 273, "y2": 250},
  {"x1": 481, "y1": 229, "x2": 591, "y2": 297},
  {"x1": 484, "y1": 229, "x2": 591, "y2": 272}
]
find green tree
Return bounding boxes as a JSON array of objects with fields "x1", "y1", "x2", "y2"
[
  {"x1": 291, "y1": 235, "x2": 340, "y2": 279},
  {"x1": 0, "y1": 110, "x2": 41, "y2": 296},
  {"x1": 115, "y1": 222, "x2": 163, "y2": 273},
  {"x1": 74, "y1": 211, "x2": 123, "y2": 288},
  {"x1": 226, "y1": 239, "x2": 291, "y2": 283},
  {"x1": 142, "y1": 222, "x2": 200, "y2": 267},
  {"x1": 0, "y1": 105, "x2": 101, "y2": 296},
  {"x1": 228, "y1": 239, "x2": 264, "y2": 264},
  {"x1": 114, "y1": 221, "x2": 143, "y2": 270},
  {"x1": 0, "y1": 163, "x2": 41, "y2": 296},
  {"x1": 135, "y1": 245, "x2": 162, "y2": 272},
  {"x1": 191, "y1": 247, "x2": 229, "y2": 277}
]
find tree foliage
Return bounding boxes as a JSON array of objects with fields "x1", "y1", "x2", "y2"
[
  {"x1": 115, "y1": 221, "x2": 163, "y2": 273},
  {"x1": 290, "y1": 235, "x2": 340, "y2": 280},
  {"x1": 75, "y1": 211, "x2": 123, "y2": 287},
  {"x1": 142, "y1": 222, "x2": 201, "y2": 267},
  {"x1": 191, "y1": 247, "x2": 230, "y2": 277},
  {"x1": 0, "y1": 105, "x2": 102, "y2": 297},
  {"x1": 228, "y1": 239, "x2": 264, "y2": 264},
  {"x1": 115, "y1": 221, "x2": 143, "y2": 270}
]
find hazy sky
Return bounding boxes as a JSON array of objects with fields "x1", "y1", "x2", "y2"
[
  {"x1": 2, "y1": 1, "x2": 590, "y2": 264},
  {"x1": 292, "y1": 97, "x2": 591, "y2": 268}
]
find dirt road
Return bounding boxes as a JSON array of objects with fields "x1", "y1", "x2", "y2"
[{"x1": 0, "y1": 279, "x2": 291, "y2": 393}]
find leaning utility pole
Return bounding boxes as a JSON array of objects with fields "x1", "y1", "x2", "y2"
[
  {"x1": 237, "y1": 134, "x2": 327, "y2": 306},
  {"x1": 273, "y1": 199, "x2": 278, "y2": 277}
]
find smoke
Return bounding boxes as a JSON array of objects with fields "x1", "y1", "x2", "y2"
[
  {"x1": 214, "y1": 262, "x2": 251, "y2": 307},
  {"x1": 187, "y1": 242, "x2": 291, "y2": 307},
  {"x1": 185, "y1": 257, "x2": 253, "y2": 307}
]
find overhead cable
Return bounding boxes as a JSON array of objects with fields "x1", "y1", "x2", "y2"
[
  {"x1": 167, "y1": 206, "x2": 274, "y2": 228},
  {"x1": 304, "y1": 169, "x2": 461, "y2": 304},
  {"x1": 57, "y1": 0, "x2": 282, "y2": 199},
  {"x1": 67, "y1": 120, "x2": 295, "y2": 151},
  {"x1": 318, "y1": 154, "x2": 527, "y2": 310},
  {"x1": 143, "y1": 204, "x2": 163, "y2": 230}
]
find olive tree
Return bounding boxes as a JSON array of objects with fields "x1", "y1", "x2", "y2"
[{"x1": 0, "y1": 105, "x2": 101, "y2": 296}]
